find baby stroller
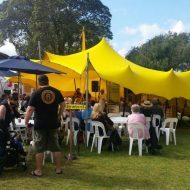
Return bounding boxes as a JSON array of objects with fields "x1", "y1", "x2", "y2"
[{"x1": 0, "y1": 129, "x2": 27, "y2": 174}]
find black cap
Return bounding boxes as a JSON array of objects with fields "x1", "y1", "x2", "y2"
[{"x1": 38, "y1": 75, "x2": 49, "y2": 85}]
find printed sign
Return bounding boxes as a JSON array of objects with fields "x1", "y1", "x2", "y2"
[{"x1": 65, "y1": 104, "x2": 86, "y2": 110}]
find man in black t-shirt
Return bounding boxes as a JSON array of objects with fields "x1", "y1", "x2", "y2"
[{"x1": 25, "y1": 75, "x2": 65, "y2": 177}]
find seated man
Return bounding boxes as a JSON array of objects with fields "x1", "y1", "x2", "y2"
[{"x1": 140, "y1": 100, "x2": 163, "y2": 154}]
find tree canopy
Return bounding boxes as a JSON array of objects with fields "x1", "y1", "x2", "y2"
[
  {"x1": 126, "y1": 32, "x2": 190, "y2": 71},
  {"x1": 0, "y1": 0, "x2": 112, "y2": 58}
]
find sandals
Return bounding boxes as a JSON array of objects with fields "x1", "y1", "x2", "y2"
[
  {"x1": 31, "y1": 169, "x2": 62, "y2": 176},
  {"x1": 31, "y1": 170, "x2": 42, "y2": 177}
]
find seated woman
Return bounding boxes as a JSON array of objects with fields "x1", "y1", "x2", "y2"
[
  {"x1": 127, "y1": 104, "x2": 150, "y2": 140},
  {"x1": 91, "y1": 103, "x2": 121, "y2": 150}
]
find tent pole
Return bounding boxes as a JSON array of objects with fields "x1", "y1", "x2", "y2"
[
  {"x1": 98, "y1": 78, "x2": 102, "y2": 101},
  {"x1": 38, "y1": 41, "x2": 42, "y2": 63},
  {"x1": 74, "y1": 78, "x2": 76, "y2": 91},
  {"x1": 175, "y1": 98, "x2": 178, "y2": 117},
  {"x1": 106, "y1": 80, "x2": 109, "y2": 113},
  {"x1": 99, "y1": 78, "x2": 101, "y2": 92},
  {"x1": 36, "y1": 40, "x2": 43, "y2": 90},
  {"x1": 0, "y1": 79, "x2": 4, "y2": 94},
  {"x1": 85, "y1": 53, "x2": 89, "y2": 145}
]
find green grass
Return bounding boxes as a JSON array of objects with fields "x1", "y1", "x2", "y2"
[{"x1": 1, "y1": 127, "x2": 190, "y2": 190}]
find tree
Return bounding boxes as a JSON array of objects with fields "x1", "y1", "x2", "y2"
[
  {"x1": 0, "y1": 0, "x2": 112, "y2": 58},
  {"x1": 126, "y1": 33, "x2": 190, "y2": 71}
]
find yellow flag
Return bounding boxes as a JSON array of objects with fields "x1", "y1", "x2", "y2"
[{"x1": 81, "y1": 27, "x2": 86, "y2": 51}]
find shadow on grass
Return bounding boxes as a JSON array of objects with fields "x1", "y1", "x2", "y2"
[
  {"x1": 1, "y1": 128, "x2": 190, "y2": 190},
  {"x1": 0, "y1": 159, "x2": 157, "y2": 190}
]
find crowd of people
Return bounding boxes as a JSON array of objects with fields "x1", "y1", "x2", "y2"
[{"x1": 0, "y1": 74, "x2": 166, "y2": 176}]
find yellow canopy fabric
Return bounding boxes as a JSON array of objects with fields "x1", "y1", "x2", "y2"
[
  {"x1": 44, "y1": 38, "x2": 190, "y2": 99},
  {"x1": 9, "y1": 38, "x2": 190, "y2": 99},
  {"x1": 8, "y1": 72, "x2": 106, "y2": 97}
]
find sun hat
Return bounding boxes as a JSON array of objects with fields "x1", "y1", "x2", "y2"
[{"x1": 141, "y1": 100, "x2": 153, "y2": 108}]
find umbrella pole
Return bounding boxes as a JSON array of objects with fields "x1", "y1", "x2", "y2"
[
  {"x1": 36, "y1": 74, "x2": 38, "y2": 89},
  {"x1": 0, "y1": 79, "x2": 4, "y2": 94},
  {"x1": 18, "y1": 71, "x2": 21, "y2": 96}
]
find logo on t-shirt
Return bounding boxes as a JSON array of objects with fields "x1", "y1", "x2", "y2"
[{"x1": 41, "y1": 90, "x2": 55, "y2": 104}]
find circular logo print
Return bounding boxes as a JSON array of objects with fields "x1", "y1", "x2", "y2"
[{"x1": 41, "y1": 90, "x2": 55, "y2": 104}]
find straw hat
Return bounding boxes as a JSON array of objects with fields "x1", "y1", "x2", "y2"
[{"x1": 141, "y1": 100, "x2": 153, "y2": 108}]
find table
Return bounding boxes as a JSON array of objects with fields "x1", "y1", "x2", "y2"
[
  {"x1": 110, "y1": 116, "x2": 128, "y2": 124},
  {"x1": 110, "y1": 117, "x2": 128, "y2": 136}
]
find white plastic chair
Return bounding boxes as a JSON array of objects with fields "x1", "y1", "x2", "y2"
[
  {"x1": 14, "y1": 118, "x2": 27, "y2": 142},
  {"x1": 128, "y1": 123, "x2": 147, "y2": 156},
  {"x1": 113, "y1": 124, "x2": 123, "y2": 137},
  {"x1": 145, "y1": 117, "x2": 151, "y2": 129},
  {"x1": 152, "y1": 114, "x2": 161, "y2": 140},
  {"x1": 159, "y1": 118, "x2": 178, "y2": 145},
  {"x1": 43, "y1": 151, "x2": 54, "y2": 165},
  {"x1": 66, "y1": 117, "x2": 80, "y2": 146},
  {"x1": 84, "y1": 119, "x2": 94, "y2": 147},
  {"x1": 30, "y1": 128, "x2": 54, "y2": 165},
  {"x1": 91, "y1": 121, "x2": 111, "y2": 154}
]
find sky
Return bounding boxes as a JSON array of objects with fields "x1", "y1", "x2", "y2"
[{"x1": 1, "y1": 0, "x2": 190, "y2": 57}]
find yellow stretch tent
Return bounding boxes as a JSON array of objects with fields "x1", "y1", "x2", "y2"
[
  {"x1": 9, "y1": 38, "x2": 190, "y2": 99},
  {"x1": 44, "y1": 38, "x2": 190, "y2": 100}
]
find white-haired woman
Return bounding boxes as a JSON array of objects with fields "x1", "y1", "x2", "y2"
[{"x1": 127, "y1": 104, "x2": 150, "y2": 140}]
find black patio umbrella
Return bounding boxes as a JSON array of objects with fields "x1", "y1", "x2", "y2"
[
  {"x1": 0, "y1": 56, "x2": 62, "y2": 74},
  {"x1": 0, "y1": 56, "x2": 63, "y2": 93},
  {"x1": 0, "y1": 70, "x2": 17, "y2": 77}
]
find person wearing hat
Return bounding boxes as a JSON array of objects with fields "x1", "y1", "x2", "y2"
[
  {"x1": 140, "y1": 100, "x2": 162, "y2": 154},
  {"x1": 151, "y1": 98, "x2": 164, "y2": 124},
  {"x1": 25, "y1": 75, "x2": 65, "y2": 176},
  {"x1": 140, "y1": 100, "x2": 153, "y2": 117}
]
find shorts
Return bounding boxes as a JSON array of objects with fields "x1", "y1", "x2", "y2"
[{"x1": 34, "y1": 129, "x2": 61, "y2": 153}]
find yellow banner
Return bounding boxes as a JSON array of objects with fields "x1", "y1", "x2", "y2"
[{"x1": 65, "y1": 104, "x2": 86, "y2": 110}]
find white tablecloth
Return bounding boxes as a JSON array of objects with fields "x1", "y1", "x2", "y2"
[
  {"x1": 110, "y1": 117, "x2": 128, "y2": 124},
  {"x1": 110, "y1": 116, "x2": 128, "y2": 137}
]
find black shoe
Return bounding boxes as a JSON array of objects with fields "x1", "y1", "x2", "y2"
[
  {"x1": 155, "y1": 144, "x2": 163, "y2": 149},
  {"x1": 107, "y1": 145, "x2": 112, "y2": 151},
  {"x1": 114, "y1": 145, "x2": 120, "y2": 151},
  {"x1": 148, "y1": 148, "x2": 160, "y2": 155}
]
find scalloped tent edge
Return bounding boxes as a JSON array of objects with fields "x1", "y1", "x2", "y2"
[{"x1": 9, "y1": 38, "x2": 190, "y2": 100}]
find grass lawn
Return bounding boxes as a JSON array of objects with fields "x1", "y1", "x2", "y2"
[{"x1": 0, "y1": 127, "x2": 190, "y2": 190}]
